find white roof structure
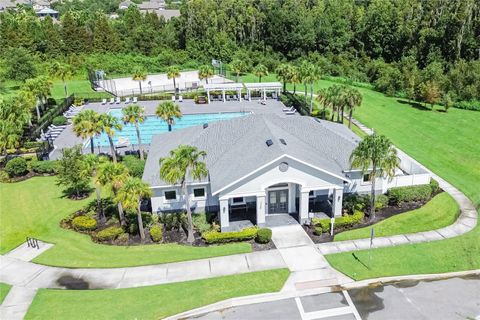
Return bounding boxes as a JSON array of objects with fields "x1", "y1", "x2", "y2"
[
  {"x1": 244, "y1": 82, "x2": 282, "y2": 90},
  {"x1": 203, "y1": 83, "x2": 244, "y2": 91}
]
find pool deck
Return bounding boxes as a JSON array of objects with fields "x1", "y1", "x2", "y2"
[{"x1": 49, "y1": 99, "x2": 294, "y2": 159}]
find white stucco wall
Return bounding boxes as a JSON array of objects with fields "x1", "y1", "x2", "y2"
[{"x1": 150, "y1": 183, "x2": 218, "y2": 213}]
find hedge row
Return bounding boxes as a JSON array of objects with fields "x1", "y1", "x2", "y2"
[
  {"x1": 202, "y1": 226, "x2": 258, "y2": 244},
  {"x1": 387, "y1": 184, "x2": 432, "y2": 205},
  {"x1": 312, "y1": 211, "x2": 365, "y2": 235},
  {"x1": 72, "y1": 216, "x2": 97, "y2": 232},
  {"x1": 30, "y1": 160, "x2": 58, "y2": 174},
  {"x1": 453, "y1": 100, "x2": 480, "y2": 111},
  {"x1": 95, "y1": 226, "x2": 124, "y2": 241}
]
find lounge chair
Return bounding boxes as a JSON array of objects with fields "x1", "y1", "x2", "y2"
[
  {"x1": 285, "y1": 109, "x2": 296, "y2": 115},
  {"x1": 282, "y1": 106, "x2": 294, "y2": 112},
  {"x1": 115, "y1": 97, "x2": 121, "y2": 104},
  {"x1": 171, "y1": 95, "x2": 176, "y2": 102},
  {"x1": 109, "y1": 98, "x2": 115, "y2": 104},
  {"x1": 125, "y1": 97, "x2": 130, "y2": 104},
  {"x1": 101, "y1": 98, "x2": 107, "y2": 105},
  {"x1": 178, "y1": 95, "x2": 183, "y2": 102},
  {"x1": 133, "y1": 97, "x2": 138, "y2": 103}
]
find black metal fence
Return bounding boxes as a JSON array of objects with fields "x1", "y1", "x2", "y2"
[{"x1": 29, "y1": 94, "x2": 75, "y2": 139}]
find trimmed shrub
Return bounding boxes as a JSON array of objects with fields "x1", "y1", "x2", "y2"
[
  {"x1": 453, "y1": 100, "x2": 480, "y2": 111},
  {"x1": 0, "y1": 171, "x2": 10, "y2": 182},
  {"x1": 313, "y1": 211, "x2": 365, "y2": 234},
  {"x1": 116, "y1": 233, "x2": 129, "y2": 245},
  {"x1": 5, "y1": 157, "x2": 28, "y2": 177},
  {"x1": 255, "y1": 228, "x2": 272, "y2": 244},
  {"x1": 96, "y1": 226, "x2": 124, "y2": 241},
  {"x1": 30, "y1": 160, "x2": 58, "y2": 174},
  {"x1": 52, "y1": 115, "x2": 68, "y2": 126},
  {"x1": 72, "y1": 215, "x2": 97, "y2": 231},
  {"x1": 150, "y1": 224, "x2": 163, "y2": 242},
  {"x1": 342, "y1": 193, "x2": 369, "y2": 214},
  {"x1": 122, "y1": 155, "x2": 146, "y2": 178},
  {"x1": 387, "y1": 184, "x2": 432, "y2": 205},
  {"x1": 202, "y1": 227, "x2": 258, "y2": 244},
  {"x1": 160, "y1": 212, "x2": 187, "y2": 231},
  {"x1": 430, "y1": 179, "x2": 440, "y2": 194},
  {"x1": 375, "y1": 194, "x2": 389, "y2": 209},
  {"x1": 23, "y1": 141, "x2": 46, "y2": 149},
  {"x1": 192, "y1": 213, "x2": 211, "y2": 233}
]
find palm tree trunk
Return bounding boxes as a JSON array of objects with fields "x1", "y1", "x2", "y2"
[
  {"x1": 137, "y1": 203, "x2": 145, "y2": 241},
  {"x1": 331, "y1": 106, "x2": 335, "y2": 121},
  {"x1": 108, "y1": 135, "x2": 117, "y2": 163},
  {"x1": 95, "y1": 186, "x2": 105, "y2": 222},
  {"x1": 35, "y1": 102, "x2": 41, "y2": 121},
  {"x1": 283, "y1": 80, "x2": 286, "y2": 93},
  {"x1": 135, "y1": 123, "x2": 144, "y2": 160},
  {"x1": 323, "y1": 105, "x2": 327, "y2": 120},
  {"x1": 304, "y1": 84, "x2": 308, "y2": 106},
  {"x1": 138, "y1": 81, "x2": 143, "y2": 94},
  {"x1": 309, "y1": 83, "x2": 313, "y2": 115},
  {"x1": 63, "y1": 80, "x2": 68, "y2": 97},
  {"x1": 90, "y1": 137, "x2": 95, "y2": 154},
  {"x1": 370, "y1": 170, "x2": 376, "y2": 221},
  {"x1": 113, "y1": 189, "x2": 126, "y2": 226},
  {"x1": 293, "y1": 83, "x2": 296, "y2": 94},
  {"x1": 183, "y1": 180, "x2": 194, "y2": 243},
  {"x1": 348, "y1": 108, "x2": 353, "y2": 129}
]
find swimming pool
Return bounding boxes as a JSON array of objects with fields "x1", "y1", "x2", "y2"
[{"x1": 92, "y1": 109, "x2": 248, "y2": 147}]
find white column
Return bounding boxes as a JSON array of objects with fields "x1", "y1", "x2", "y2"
[
  {"x1": 256, "y1": 194, "x2": 266, "y2": 226},
  {"x1": 219, "y1": 198, "x2": 229, "y2": 231},
  {"x1": 332, "y1": 187, "x2": 343, "y2": 217},
  {"x1": 238, "y1": 89, "x2": 242, "y2": 102},
  {"x1": 248, "y1": 89, "x2": 251, "y2": 101},
  {"x1": 206, "y1": 89, "x2": 210, "y2": 104},
  {"x1": 299, "y1": 189, "x2": 309, "y2": 224},
  {"x1": 288, "y1": 183, "x2": 296, "y2": 213},
  {"x1": 263, "y1": 89, "x2": 267, "y2": 100},
  {"x1": 222, "y1": 90, "x2": 226, "y2": 102}
]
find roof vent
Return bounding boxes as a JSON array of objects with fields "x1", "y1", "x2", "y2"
[
  {"x1": 279, "y1": 138, "x2": 287, "y2": 145},
  {"x1": 203, "y1": 123, "x2": 208, "y2": 129},
  {"x1": 266, "y1": 139, "x2": 273, "y2": 147}
]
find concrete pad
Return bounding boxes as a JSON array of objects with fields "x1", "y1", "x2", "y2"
[
  {"x1": 457, "y1": 216, "x2": 477, "y2": 228},
  {"x1": 278, "y1": 246, "x2": 328, "y2": 271},
  {"x1": 0, "y1": 259, "x2": 47, "y2": 286},
  {"x1": 351, "y1": 239, "x2": 371, "y2": 250},
  {"x1": 451, "y1": 222, "x2": 473, "y2": 235},
  {"x1": 25, "y1": 267, "x2": 85, "y2": 289},
  {"x1": 209, "y1": 254, "x2": 249, "y2": 276},
  {"x1": 463, "y1": 209, "x2": 477, "y2": 219},
  {"x1": 371, "y1": 237, "x2": 393, "y2": 248},
  {"x1": 418, "y1": 231, "x2": 444, "y2": 241},
  {"x1": 79, "y1": 268, "x2": 126, "y2": 289},
  {"x1": 271, "y1": 225, "x2": 314, "y2": 248},
  {"x1": 300, "y1": 292, "x2": 348, "y2": 312},
  {"x1": 387, "y1": 235, "x2": 410, "y2": 246},
  {"x1": 166, "y1": 259, "x2": 211, "y2": 282},
  {"x1": 0, "y1": 286, "x2": 38, "y2": 320},
  {"x1": 334, "y1": 241, "x2": 357, "y2": 253},
  {"x1": 436, "y1": 226, "x2": 459, "y2": 238},
  {"x1": 318, "y1": 243, "x2": 341, "y2": 255},
  {"x1": 245, "y1": 250, "x2": 287, "y2": 272},
  {"x1": 4, "y1": 241, "x2": 53, "y2": 262},
  {"x1": 404, "y1": 233, "x2": 427, "y2": 243},
  {"x1": 117, "y1": 265, "x2": 168, "y2": 288}
]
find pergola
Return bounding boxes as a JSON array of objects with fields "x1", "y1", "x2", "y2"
[
  {"x1": 204, "y1": 83, "x2": 244, "y2": 104},
  {"x1": 244, "y1": 82, "x2": 282, "y2": 101}
]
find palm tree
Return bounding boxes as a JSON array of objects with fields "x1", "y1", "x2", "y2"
[
  {"x1": 316, "y1": 88, "x2": 331, "y2": 120},
  {"x1": 155, "y1": 101, "x2": 182, "y2": 132},
  {"x1": 160, "y1": 145, "x2": 208, "y2": 243},
  {"x1": 83, "y1": 154, "x2": 107, "y2": 222},
  {"x1": 115, "y1": 177, "x2": 152, "y2": 241},
  {"x1": 167, "y1": 66, "x2": 181, "y2": 94},
  {"x1": 72, "y1": 110, "x2": 102, "y2": 154},
  {"x1": 99, "y1": 114, "x2": 122, "y2": 163},
  {"x1": 122, "y1": 104, "x2": 146, "y2": 160},
  {"x1": 343, "y1": 88, "x2": 363, "y2": 129},
  {"x1": 298, "y1": 60, "x2": 311, "y2": 104},
  {"x1": 230, "y1": 59, "x2": 246, "y2": 82},
  {"x1": 350, "y1": 134, "x2": 399, "y2": 221},
  {"x1": 22, "y1": 76, "x2": 52, "y2": 121},
  {"x1": 198, "y1": 65, "x2": 214, "y2": 84},
  {"x1": 288, "y1": 65, "x2": 300, "y2": 94},
  {"x1": 49, "y1": 62, "x2": 73, "y2": 97},
  {"x1": 97, "y1": 162, "x2": 130, "y2": 226},
  {"x1": 253, "y1": 64, "x2": 268, "y2": 82},
  {"x1": 132, "y1": 67, "x2": 147, "y2": 95},
  {"x1": 275, "y1": 63, "x2": 291, "y2": 93}
]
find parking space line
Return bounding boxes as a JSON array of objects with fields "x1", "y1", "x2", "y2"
[
  {"x1": 295, "y1": 296, "x2": 357, "y2": 320},
  {"x1": 343, "y1": 290, "x2": 362, "y2": 320}
]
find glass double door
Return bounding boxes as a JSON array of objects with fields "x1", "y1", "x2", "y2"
[{"x1": 268, "y1": 189, "x2": 288, "y2": 214}]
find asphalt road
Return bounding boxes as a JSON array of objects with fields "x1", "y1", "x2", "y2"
[{"x1": 187, "y1": 276, "x2": 480, "y2": 320}]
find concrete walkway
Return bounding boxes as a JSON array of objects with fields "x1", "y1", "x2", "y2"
[{"x1": 318, "y1": 118, "x2": 478, "y2": 255}]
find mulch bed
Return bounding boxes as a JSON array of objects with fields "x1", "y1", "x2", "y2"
[{"x1": 2, "y1": 171, "x2": 55, "y2": 183}]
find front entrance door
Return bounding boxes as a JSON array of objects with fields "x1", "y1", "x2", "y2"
[{"x1": 268, "y1": 189, "x2": 288, "y2": 214}]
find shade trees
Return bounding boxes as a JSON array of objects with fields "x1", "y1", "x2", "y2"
[
  {"x1": 198, "y1": 65, "x2": 214, "y2": 84},
  {"x1": 419, "y1": 81, "x2": 442, "y2": 110},
  {"x1": 115, "y1": 177, "x2": 152, "y2": 241},
  {"x1": 253, "y1": 64, "x2": 268, "y2": 83},
  {"x1": 155, "y1": 101, "x2": 182, "y2": 132},
  {"x1": 275, "y1": 63, "x2": 291, "y2": 93},
  {"x1": 99, "y1": 114, "x2": 122, "y2": 163},
  {"x1": 350, "y1": 134, "x2": 399, "y2": 221},
  {"x1": 72, "y1": 110, "x2": 102, "y2": 154},
  {"x1": 342, "y1": 87, "x2": 363, "y2": 128},
  {"x1": 159, "y1": 145, "x2": 208, "y2": 243},
  {"x1": 132, "y1": 67, "x2": 147, "y2": 94},
  {"x1": 49, "y1": 61, "x2": 73, "y2": 97},
  {"x1": 0, "y1": 95, "x2": 33, "y2": 153},
  {"x1": 56, "y1": 146, "x2": 91, "y2": 198},
  {"x1": 230, "y1": 59, "x2": 247, "y2": 82},
  {"x1": 122, "y1": 104, "x2": 146, "y2": 160},
  {"x1": 22, "y1": 76, "x2": 52, "y2": 121}
]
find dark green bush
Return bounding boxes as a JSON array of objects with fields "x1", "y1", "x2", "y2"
[
  {"x1": 255, "y1": 228, "x2": 272, "y2": 244},
  {"x1": 452, "y1": 100, "x2": 480, "y2": 111},
  {"x1": 313, "y1": 211, "x2": 365, "y2": 234},
  {"x1": 23, "y1": 141, "x2": 46, "y2": 149},
  {"x1": 127, "y1": 212, "x2": 152, "y2": 234},
  {"x1": 430, "y1": 179, "x2": 440, "y2": 194},
  {"x1": 150, "y1": 224, "x2": 163, "y2": 242},
  {"x1": 387, "y1": 184, "x2": 432, "y2": 205},
  {"x1": 342, "y1": 193, "x2": 369, "y2": 214},
  {"x1": 160, "y1": 212, "x2": 187, "y2": 231},
  {"x1": 202, "y1": 227, "x2": 258, "y2": 244},
  {"x1": 375, "y1": 194, "x2": 389, "y2": 209},
  {"x1": 96, "y1": 226, "x2": 124, "y2": 241},
  {"x1": 5, "y1": 157, "x2": 28, "y2": 177},
  {"x1": 30, "y1": 160, "x2": 58, "y2": 174},
  {"x1": 72, "y1": 215, "x2": 97, "y2": 231},
  {"x1": 52, "y1": 115, "x2": 68, "y2": 126},
  {"x1": 192, "y1": 213, "x2": 211, "y2": 233},
  {"x1": 122, "y1": 155, "x2": 146, "y2": 178}
]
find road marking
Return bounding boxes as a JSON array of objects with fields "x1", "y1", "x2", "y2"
[
  {"x1": 343, "y1": 290, "x2": 362, "y2": 320},
  {"x1": 295, "y1": 295, "x2": 357, "y2": 320}
]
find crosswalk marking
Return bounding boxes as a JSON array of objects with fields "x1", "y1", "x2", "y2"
[{"x1": 294, "y1": 291, "x2": 362, "y2": 320}]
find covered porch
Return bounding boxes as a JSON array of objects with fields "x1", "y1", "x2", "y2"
[
  {"x1": 204, "y1": 83, "x2": 245, "y2": 103},
  {"x1": 244, "y1": 82, "x2": 282, "y2": 101}
]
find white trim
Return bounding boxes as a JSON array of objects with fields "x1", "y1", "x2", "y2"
[
  {"x1": 212, "y1": 154, "x2": 349, "y2": 196},
  {"x1": 230, "y1": 197, "x2": 246, "y2": 205},
  {"x1": 150, "y1": 181, "x2": 208, "y2": 189}
]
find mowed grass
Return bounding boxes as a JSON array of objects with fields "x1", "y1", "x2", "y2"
[
  {"x1": 334, "y1": 193, "x2": 459, "y2": 241},
  {"x1": 0, "y1": 177, "x2": 251, "y2": 268},
  {"x1": 0, "y1": 283, "x2": 11, "y2": 304},
  {"x1": 51, "y1": 78, "x2": 112, "y2": 100},
  {"x1": 26, "y1": 269, "x2": 289, "y2": 320}
]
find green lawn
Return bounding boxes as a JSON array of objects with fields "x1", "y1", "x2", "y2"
[
  {"x1": 0, "y1": 177, "x2": 251, "y2": 268},
  {"x1": 51, "y1": 79, "x2": 112, "y2": 100},
  {"x1": 26, "y1": 269, "x2": 289, "y2": 320},
  {"x1": 0, "y1": 283, "x2": 11, "y2": 305},
  {"x1": 334, "y1": 193, "x2": 459, "y2": 241}
]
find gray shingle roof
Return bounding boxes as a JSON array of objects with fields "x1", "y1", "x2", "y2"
[{"x1": 142, "y1": 114, "x2": 361, "y2": 194}]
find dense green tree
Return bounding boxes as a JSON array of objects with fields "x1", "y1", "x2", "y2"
[
  {"x1": 2, "y1": 47, "x2": 37, "y2": 82},
  {"x1": 22, "y1": 76, "x2": 52, "y2": 121},
  {"x1": 56, "y1": 146, "x2": 91, "y2": 198}
]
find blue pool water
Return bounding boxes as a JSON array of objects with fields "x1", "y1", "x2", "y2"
[{"x1": 93, "y1": 109, "x2": 248, "y2": 147}]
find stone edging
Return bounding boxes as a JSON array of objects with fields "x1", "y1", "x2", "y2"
[{"x1": 317, "y1": 118, "x2": 478, "y2": 255}]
